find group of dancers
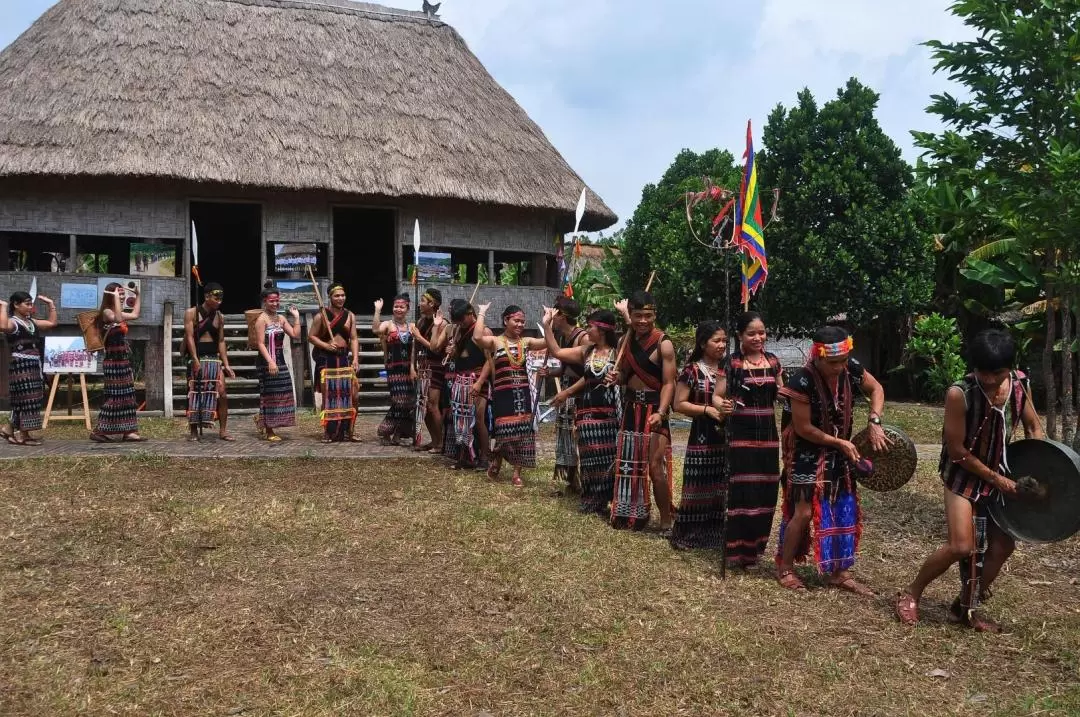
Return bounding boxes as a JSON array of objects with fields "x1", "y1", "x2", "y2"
[{"x1": 1, "y1": 279, "x2": 1042, "y2": 630}]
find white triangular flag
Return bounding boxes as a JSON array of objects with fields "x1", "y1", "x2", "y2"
[{"x1": 572, "y1": 186, "x2": 587, "y2": 235}]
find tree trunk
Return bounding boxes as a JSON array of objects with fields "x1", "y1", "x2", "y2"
[
  {"x1": 1062, "y1": 300, "x2": 1074, "y2": 445},
  {"x1": 1044, "y1": 294, "x2": 1059, "y2": 440}
]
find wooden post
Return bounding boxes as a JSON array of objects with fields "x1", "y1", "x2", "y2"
[{"x1": 163, "y1": 301, "x2": 174, "y2": 418}]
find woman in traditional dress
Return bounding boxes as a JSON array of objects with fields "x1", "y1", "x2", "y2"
[
  {"x1": 254, "y1": 283, "x2": 300, "y2": 442},
  {"x1": 0, "y1": 291, "x2": 57, "y2": 445},
  {"x1": 669, "y1": 321, "x2": 734, "y2": 549},
  {"x1": 89, "y1": 282, "x2": 144, "y2": 442},
  {"x1": 774, "y1": 326, "x2": 887, "y2": 595},
  {"x1": 473, "y1": 303, "x2": 547, "y2": 487},
  {"x1": 543, "y1": 308, "x2": 622, "y2": 514},
  {"x1": 432, "y1": 299, "x2": 493, "y2": 469},
  {"x1": 723, "y1": 311, "x2": 784, "y2": 567},
  {"x1": 309, "y1": 283, "x2": 360, "y2": 442},
  {"x1": 372, "y1": 294, "x2": 416, "y2": 445},
  {"x1": 411, "y1": 288, "x2": 446, "y2": 453}
]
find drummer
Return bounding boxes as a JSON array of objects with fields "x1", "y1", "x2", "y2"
[{"x1": 896, "y1": 328, "x2": 1042, "y2": 632}]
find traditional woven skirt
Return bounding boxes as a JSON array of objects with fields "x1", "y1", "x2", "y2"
[
  {"x1": 670, "y1": 420, "x2": 726, "y2": 550},
  {"x1": 257, "y1": 354, "x2": 296, "y2": 429},
  {"x1": 491, "y1": 380, "x2": 536, "y2": 469},
  {"x1": 611, "y1": 391, "x2": 672, "y2": 529},
  {"x1": 321, "y1": 363, "x2": 357, "y2": 441},
  {"x1": 776, "y1": 454, "x2": 861, "y2": 574},
  {"x1": 429, "y1": 359, "x2": 447, "y2": 393},
  {"x1": 576, "y1": 399, "x2": 619, "y2": 514},
  {"x1": 97, "y1": 333, "x2": 138, "y2": 435},
  {"x1": 554, "y1": 399, "x2": 578, "y2": 470},
  {"x1": 187, "y1": 357, "x2": 221, "y2": 428},
  {"x1": 414, "y1": 360, "x2": 431, "y2": 446},
  {"x1": 725, "y1": 408, "x2": 781, "y2": 566},
  {"x1": 450, "y1": 370, "x2": 480, "y2": 464},
  {"x1": 378, "y1": 362, "x2": 415, "y2": 440},
  {"x1": 9, "y1": 351, "x2": 44, "y2": 432}
]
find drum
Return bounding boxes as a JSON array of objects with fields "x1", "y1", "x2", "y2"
[
  {"x1": 850, "y1": 424, "x2": 918, "y2": 492},
  {"x1": 988, "y1": 439, "x2": 1080, "y2": 543}
]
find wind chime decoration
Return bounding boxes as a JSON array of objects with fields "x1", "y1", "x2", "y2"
[{"x1": 684, "y1": 120, "x2": 780, "y2": 309}]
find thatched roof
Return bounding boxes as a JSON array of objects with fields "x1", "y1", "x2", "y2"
[{"x1": 0, "y1": 0, "x2": 617, "y2": 230}]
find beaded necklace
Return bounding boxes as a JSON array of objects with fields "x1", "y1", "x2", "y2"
[
  {"x1": 587, "y1": 346, "x2": 613, "y2": 377},
  {"x1": 500, "y1": 335, "x2": 526, "y2": 368}
]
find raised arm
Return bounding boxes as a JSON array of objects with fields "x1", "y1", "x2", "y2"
[
  {"x1": 542, "y1": 310, "x2": 587, "y2": 365},
  {"x1": 281, "y1": 306, "x2": 301, "y2": 339},
  {"x1": 371, "y1": 298, "x2": 384, "y2": 335},
  {"x1": 472, "y1": 303, "x2": 498, "y2": 351},
  {"x1": 33, "y1": 295, "x2": 58, "y2": 330}
]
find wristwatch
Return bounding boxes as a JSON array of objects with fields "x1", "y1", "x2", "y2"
[{"x1": 868, "y1": 413, "x2": 883, "y2": 426}]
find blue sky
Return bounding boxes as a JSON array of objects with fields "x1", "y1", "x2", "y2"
[{"x1": 1, "y1": 0, "x2": 971, "y2": 230}]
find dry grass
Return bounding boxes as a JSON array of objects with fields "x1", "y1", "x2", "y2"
[{"x1": 1, "y1": 454, "x2": 1078, "y2": 716}]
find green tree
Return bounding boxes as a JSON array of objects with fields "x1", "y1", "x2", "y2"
[
  {"x1": 757, "y1": 79, "x2": 933, "y2": 339},
  {"x1": 916, "y1": 0, "x2": 1080, "y2": 442},
  {"x1": 618, "y1": 149, "x2": 743, "y2": 328}
]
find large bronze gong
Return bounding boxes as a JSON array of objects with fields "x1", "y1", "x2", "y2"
[
  {"x1": 989, "y1": 439, "x2": 1080, "y2": 543},
  {"x1": 850, "y1": 424, "x2": 919, "y2": 492}
]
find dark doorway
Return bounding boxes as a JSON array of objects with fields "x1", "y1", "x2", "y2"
[
  {"x1": 333, "y1": 207, "x2": 397, "y2": 313},
  {"x1": 189, "y1": 201, "x2": 263, "y2": 310}
]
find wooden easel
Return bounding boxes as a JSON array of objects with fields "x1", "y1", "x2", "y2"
[{"x1": 42, "y1": 373, "x2": 92, "y2": 430}]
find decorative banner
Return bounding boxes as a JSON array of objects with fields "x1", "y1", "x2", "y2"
[
  {"x1": 44, "y1": 336, "x2": 98, "y2": 374},
  {"x1": 273, "y1": 243, "x2": 319, "y2": 273}
]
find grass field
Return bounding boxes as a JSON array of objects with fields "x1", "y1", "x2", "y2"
[{"x1": 1, "y1": 451, "x2": 1078, "y2": 716}]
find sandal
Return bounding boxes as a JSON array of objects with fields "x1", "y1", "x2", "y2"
[
  {"x1": 0, "y1": 426, "x2": 14, "y2": 441},
  {"x1": 6, "y1": 433, "x2": 27, "y2": 446},
  {"x1": 777, "y1": 569, "x2": 807, "y2": 592},
  {"x1": 89, "y1": 432, "x2": 115, "y2": 443},
  {"x1": 947, "y1": 598, "x2": 1002, "y2": 633},
  {"x1": 895, "y1": 590, "x2": 919, "y2": 626},
  {"x1": 266, "y1": 435, "x2": 283, "y2": 443},
  {"x1": 188, "y1": 435, "x2": 201, "y2": 442},
  {"x1": 511, "y1": 473, "x2": 524, "y2": 488},
  {"x1": 219, "y1": 433, "x2": 235, "y2": 442},
  {"x1": 122, "y1": 433, "x2": 147, "y2": 443},
  {"x1": 348, "y1": 435, "x2": 364, "y2": 443},
  {"x1": 828, "y1": 574, "x2": 876, "y2": 598}
]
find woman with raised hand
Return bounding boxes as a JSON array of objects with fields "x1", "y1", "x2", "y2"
[
  {"x1": 90, "y1": 282, "x2": 143, "y2": 443},
  {"x1": 543, "y1": 307, "x2": 621, "y2": 515},
  {"x1": 473, "y1": 303, "x2": 546, "y2": 487},
  {"x1": 0, "y1": 290, "x2": 57, "y2": 445},
  {"x1": 372, "y1": 293, "x2": 416, "y2": 445}
]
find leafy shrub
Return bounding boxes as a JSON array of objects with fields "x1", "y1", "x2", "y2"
[{"x1": 897, "y1": 313, "x2": 966, "y2": 401}]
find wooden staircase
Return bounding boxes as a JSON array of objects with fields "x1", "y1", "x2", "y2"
[{"x1": 166, "y1": 311, "x2": 390, "y2": 417}]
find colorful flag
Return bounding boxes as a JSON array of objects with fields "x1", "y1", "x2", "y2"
[{"x1": 734, "y1": 120, "x2": 767, "y2": 304}]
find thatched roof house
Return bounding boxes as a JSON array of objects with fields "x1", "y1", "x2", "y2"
[
  {"x1": 0, "y1": 0, "x2": 615, "y2": 228},
  {"x1": 0, "y1": 0, "x2": 616, "y2": 412}
]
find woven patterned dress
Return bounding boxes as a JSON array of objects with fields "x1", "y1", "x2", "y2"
[
  {"x1": 7, "y1": 317, "x2": 44, "y2": 432},
  {"x1": 554, "y1": 327, "x2": 586, "y2": 476},
  {"x1": 96, "y1": 322, "x2": 138, "y2": 435},
  {"x1": 313, "y1": 310, "x2": 356, "y2": 441},
  {"x1": 723, "y1": 351, "x2": 783, "y2": 566},
  {"x1": 576, "y1": 346, "x2": 620, "y2": 514},
  {"x1": 377, "y1": 323, "x2": 416, "y2": 441},
  {"x1": 257, "y1": 321, "x2": 296, "y2": 429},
  {"x1": 490, "y1": 337, "x2": 536, "y2": 468},
  {"x1": 669, "y1": 362, "x2": 727, "y2": 550}
]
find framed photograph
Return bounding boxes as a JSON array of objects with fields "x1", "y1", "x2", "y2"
[
  {"x1": 416, "y1": 251, "x2": 453, "y2": 282},
  {"x1": 129, "y1": 242, "x2": 176, "y2": 277},
  {"x1": 44, "y1": 336, "x2": 98, "y2": 374},
  {"x1": 273, "y1": 243, "x2": 319, "y2": 273},
  {"x1": 275, "y1": 280, "x2": 319, "y2": 309}
]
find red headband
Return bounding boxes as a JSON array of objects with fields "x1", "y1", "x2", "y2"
[
  {"x1": 505, "y1": 311, "x2": 526, "y2": 321},
  {"x1": 590, "y1": 320, "x2": 615, "y2": 331}
]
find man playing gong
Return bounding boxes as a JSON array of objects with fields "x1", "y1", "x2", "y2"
[{"x1": 897, "y1": 329, "x2": 1042, "y2": 632}]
